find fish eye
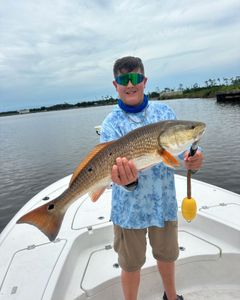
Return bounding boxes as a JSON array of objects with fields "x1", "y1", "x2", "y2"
[{"x1": 48, "y1": 203, "x2": 55, "y2": 211}]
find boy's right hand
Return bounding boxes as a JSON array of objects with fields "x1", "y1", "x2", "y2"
[{"x1": 111, "y1": 157, "x2": 138, "y2": 186}]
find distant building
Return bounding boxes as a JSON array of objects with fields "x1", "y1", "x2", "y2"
[
  {"x1": 160, "y1": 90, "x2": 183, "y2": 97},
  {"x1": 18, "y1": 109, "x2": 30, "y2": 114}
]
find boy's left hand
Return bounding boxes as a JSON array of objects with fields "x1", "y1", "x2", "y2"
[{"x1": 183, "y1": 150, "x2": 204, "y2": 171}]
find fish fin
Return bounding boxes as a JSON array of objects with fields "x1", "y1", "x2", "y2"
[
  {"x1": 16, "y1": 200, "x2": 64, "y2": 241},
  {"x1": 69, "y1": 141, "x2": 114, "y2": 187},
  {"x1": 89, "y1": 187, "x2": 106, "y2": 202},
  {"x1": 158, "y1": 149, "x2": 179, "y2": 168}
]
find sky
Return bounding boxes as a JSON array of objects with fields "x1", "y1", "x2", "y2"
[{"x1": 0, "y1": 0, "x2": 240, "y2": 112}]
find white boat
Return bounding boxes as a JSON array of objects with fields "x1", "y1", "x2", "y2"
[{"x1": 0, "y1": 174, "x2": 240, "y2": 300}]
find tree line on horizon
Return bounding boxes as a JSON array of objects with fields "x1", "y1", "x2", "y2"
[
  {"x1": 154, "y1": 75, "x2": 240, "y2": 100},
  {"x1": 1, "y1": 75, "x2": 239, "y2": 116}
]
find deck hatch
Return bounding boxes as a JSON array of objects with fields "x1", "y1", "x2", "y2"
[
  {"x1": 0, "y1": 240, "x2": 66, "y2": 299},
  {"x1": 72, "y1": 189, "x2": 112, "y2": 230}
]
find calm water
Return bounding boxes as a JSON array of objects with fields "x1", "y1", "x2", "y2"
[{"x1": 1, "y1": 98, "x2": 240, "y2": 232}]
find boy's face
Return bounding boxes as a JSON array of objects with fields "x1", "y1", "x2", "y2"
[{"x1": 113, "y1": 68, "x2": 147, "y2": 106}]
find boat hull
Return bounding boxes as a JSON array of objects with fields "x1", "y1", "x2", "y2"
[{"x1": 0, "y1": 175, "x2": 240, "y2": 300}]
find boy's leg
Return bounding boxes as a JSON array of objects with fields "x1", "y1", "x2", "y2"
[
  {"x1": 121, "y1": 269, "x2": 140, "y2": 300},
  {"x1": 113, "y1": 225, "x2": 147, "y2": 300},
  {"x1": 148, "y1": 222, "x2": 179, "y2": 300},
  {"x1": 157, "y1": 260, "x2": 177, "y2": 300}
]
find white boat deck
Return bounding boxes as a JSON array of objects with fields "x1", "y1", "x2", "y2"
[{"x1": 0, "y1": 175, "x2": 240, "y2": 300}]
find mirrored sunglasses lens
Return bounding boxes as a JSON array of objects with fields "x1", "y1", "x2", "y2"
[
  {"x1": 120, "y1": 74, "x2": 130, "y2": 85},
  {"x1": 115, "y1": 74, "x2": 129, "y2": 85},
  {"x1": 130, "y1": 73, "x2": 144, "y2": 85},
  {"x1": 116, "y1": 73, "x2": 144, "y2": 86}
]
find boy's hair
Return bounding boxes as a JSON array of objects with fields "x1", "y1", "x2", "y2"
[{"x1": 113, "y1": 56, "x2": 144, "y2": 78}]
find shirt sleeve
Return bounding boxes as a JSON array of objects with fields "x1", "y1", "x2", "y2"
[{"x1": 100, "y1": 117, "x2": 119, "y2": 143}]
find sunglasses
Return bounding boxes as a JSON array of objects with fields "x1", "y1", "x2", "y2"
[{"x1": 115, "y1": 73, "x2": 145, "y2": 86}]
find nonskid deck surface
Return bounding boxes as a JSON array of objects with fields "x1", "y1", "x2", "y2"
[
  {"x1": 86, "y1": 287, "x2": 240, "y2": 300},
  {"x1": 144, "y1": 288, "x2": 240, "y2": 300},
  {"x1": 182, "y1": 287, "x2": 240, "y2": 300}
]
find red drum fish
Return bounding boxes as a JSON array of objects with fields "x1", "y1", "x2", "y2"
[{"x1": 17, "y1": 120, "x2": 206, "y2": 241}]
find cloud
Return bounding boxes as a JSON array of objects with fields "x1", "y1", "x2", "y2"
[{"x1": 0, "y1": 0, "x2": 240, "y2": 111}]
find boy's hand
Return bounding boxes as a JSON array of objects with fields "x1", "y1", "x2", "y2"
[
  {"x1": 111, "y1": 157, "x2": 138, "y2": 186},
  {"x1": 184, "y1": 150, "x2": 204, "y2": 171}
]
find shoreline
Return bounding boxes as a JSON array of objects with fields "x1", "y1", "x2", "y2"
[
  {"x1": 0, "y1": 97, "x2": 210, "y2": 118},
  {"x1": 1, "y1": 84, "x2": 239, "y2": 117}
]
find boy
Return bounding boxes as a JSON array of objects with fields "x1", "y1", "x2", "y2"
[{"x1": 100, "y1": 56, "x2": 203, "y2": 300}]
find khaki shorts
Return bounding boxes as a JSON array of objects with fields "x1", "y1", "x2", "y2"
[{"x1": 113, "y1": 221, "x2": 179, "y2": 272}]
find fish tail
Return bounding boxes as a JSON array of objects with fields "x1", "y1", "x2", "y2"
[{"x1": 17, "y1": 199, "x2": 64, "y2": 241}]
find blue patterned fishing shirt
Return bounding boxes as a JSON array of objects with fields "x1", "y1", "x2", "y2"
[{"x1": 100, "y1": 101, "x2": 179, "y2": 229}]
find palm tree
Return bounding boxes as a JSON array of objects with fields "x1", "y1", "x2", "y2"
[
  {"x1": 208, "y1": 79, "x2": 213, "y2": 87},
  {"x1": 178, "y1": 83, "x2": 183, "y2": 91},
  {"x1": 223, "y1": 78, "x2": 228, "y2": 86}
]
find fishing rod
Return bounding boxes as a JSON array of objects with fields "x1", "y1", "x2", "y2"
[{"x1": 181, "y1": 142, "x2": 198, "y2": 222}]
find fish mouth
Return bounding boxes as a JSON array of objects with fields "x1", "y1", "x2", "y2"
[{"x1": 194, "y1": 122, "x2": 206, "y2": 142}]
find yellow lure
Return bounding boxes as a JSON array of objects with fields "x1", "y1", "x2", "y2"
[
  {"x1": 182, "y1": 160, "x2": 198, "y2": 222},
  {"x1": 181, "y1": 196, "x2": 197, "y2": 222}
]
